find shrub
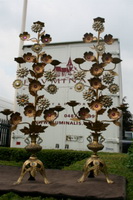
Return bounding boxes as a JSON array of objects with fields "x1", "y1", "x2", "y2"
[
  {"x1": 0, "y1": 192, "x2": 57, "y2": 200},
  {"x1": 127, "y1": 142, "x2": 133, "y2": 169},
  {"x1": 0, "y1": 147, "x2": 12, "y2": 160},
  {"x1": 38, "y1": 149, "x2": 91, "y2": 169},
  {"x1": 0, "y1": 147, "x2": 91, "y2": 169}
]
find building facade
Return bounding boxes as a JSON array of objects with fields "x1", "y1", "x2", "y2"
[{"x1": 11, "y1": 40, "x2": 123, "y2": 152}]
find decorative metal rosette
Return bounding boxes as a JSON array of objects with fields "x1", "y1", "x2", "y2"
[
  {"x1": 37, "y1": 97, "x2": 50, "y2": 110},
  {"x1": 31, "y1": 21, "x2": 44, "y2": 33},
  {"x1": 74, "y1": 70, "x2": 86, "y2": 80},
  {"x1": 100, "y1": 95, "x2": 113, "y2": 108},
  {"x1": 10, "y1": 112, "x2": 22, "y2": 125},
  {"x1": 89, "y1": 77, "x2": 102, "y2": 90},
  {"x1": 13, "y1": 79, "x2": 23, "y2": 89},
  {"x1": 44, "y1": 71, "x2": 57, "y2": 81},
  {"x1": 95, "y1": 43, "x2": 105, "y2": 55},
  {"x1": 84, "y1": 51, "x2": 96, "y2": 62},
  {"x1": 23, "y1": 53, "x2": 36, "y2": 62},
  {"x1": 41, "y1": 34, "x2": 52, "y2": 44},
  {"x1": 102, "y1": 53, "x2": 112, "y2": 64},
  {"x1": 103, "y1": 73, "x2": 114, "y2": 84},
  {"x1": 41, "y1": 54, "x2": 52, "y2": 64},
  {"x1": 74, "y1": 82, "x2": 84, "y2": 92},
  {"x1": 104, "y1": 34, "x2": 114, "y2": 45},
  {"x1": 29, "y1": 80, "x2": 43, "y2": 93},
  {"x1": 16, "y1": 94, "x2": 29, "y2": 106},
  {"x1": 92, "y1": 21, "x2": 104, "y2": 32},
  {"x1": 17, "y1": 67, "x2": 29, "y2": 78},
  {"x1": 44, "y1": 109, "x2": 57, "y2": 123},
  {"x1": 90, "y1": 64, "x2": 104, "y2": 76},
  {"x1": 24, "y1": 104, "x2": 36, "y2": 117},
  {"x1": 78, "y1": 107, "x2": 90, "y2": 120},
  {"x1": 47, "y1": 84, "x2": 58, "y2": 94},
  {"x1": 83, "y1": 89, "x2": 95, "y2": 101},
  {"x1": 90, "y1": 100, "x2": 103, "y2": 112},
  {"x1": 109, "y1": 83, "x2": 119, "y2": 94},
  {"x1": 19, "y1": 32, "x2": 30, "y2": 41},
  {"x1": 92, "y1": 17, "x2": 105, "y2": 32},
  {"x1": 83, "y1": 33, "x2": 93, "y2": 43},
  {"x1": 108, "y1": 108, "x2": 121, "y2": 120},
  {"x1": 31, "y1": 44, "x2": 42, "y2": 53}
]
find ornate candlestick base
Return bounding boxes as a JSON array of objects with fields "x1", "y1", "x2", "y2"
[
  {"x1": 78, "y1": 133, "x2": 113, "y2": 184},
  {"x1": 14, "y1": 155, "x2": 50, "y2": 185},
  {"x1": 14, "y1": 136, "x2": 50, "y2": 185},
  {"x1": 78, "y1": 154, "x2": 113, "y2": 184}
]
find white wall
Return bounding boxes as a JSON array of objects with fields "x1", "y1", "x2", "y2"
[{"x1": 11, "y1": 40, "x2": 122, "y2": 152}]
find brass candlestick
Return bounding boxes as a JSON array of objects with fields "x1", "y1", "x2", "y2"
[
  {"x1": 67, "y1": 17, "x2": 123, "y2": 183},
  {"x1": 10, "y1": 21, "x2": 64, "y2": 185}
]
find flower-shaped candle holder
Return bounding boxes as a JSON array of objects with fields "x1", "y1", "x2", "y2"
[
  {"x1": 67, "y1": 17, "x2": 122, "y2": 183},
  {"x1": 11, "y1": 21, "x2": 64, "y2": 185}
]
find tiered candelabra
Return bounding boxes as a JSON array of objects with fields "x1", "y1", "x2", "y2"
[
  {"x1": 67, "y1": 17, "x2": 122, "y2": 183},
  {"x1": 11, "y1": 21, "x2": 64, "y2": 184}
]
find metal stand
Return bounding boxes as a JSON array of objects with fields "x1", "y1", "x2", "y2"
[
  {"x1": 78, "y1": 154, "x2": 113, "y2": 184},
  {"x1": 14, "y1": 155, "x2": 50, "y2": 185}
]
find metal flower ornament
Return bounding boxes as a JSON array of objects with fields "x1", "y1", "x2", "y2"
[
  {"x1": 67, "y1": 17, "x2": 122, "y2": 183},
  {"x1": 11, "y1": 21, "x2": 64, "y2": 185}
]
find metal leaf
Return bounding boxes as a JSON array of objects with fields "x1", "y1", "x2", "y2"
[
  {"x1": 73, "y1": 58, "x2": 86, "y2": 64},
  {"x1": 49, "y1": 121, "x2": 57, "y2": 126},
  {"x1": 29, "y1": 70, "x2": 36, "y2": 77},
  {"x1": 70, "y1": 117, "x2": 81, "y2": 122},
  {"x1": 109, "y1": 70, "x2": 118, "y2": 76},
  {"x1": 67, "y1": 101, "x2": 80, "y2": 107},
  {"x1": 29, "y1": 122, "x2": 48, "y2": 133},
  {"x1": 28, "y1": 78, "x2": 34, "y2": 83},
  {"x1": 14, "y1": 57, "x2": 25, "y2": 63},
  {"x1": 97, "y1": 109, "x2": 106, "y2": 115},
  {"x1": 29, "y1": 90, "x2": 36, "y2": 96},
  {"x1": 51, "y1": 60, "x2": 61, "y2": 66},
  {"x1": 11, "y1": 125, "x2": 17, "y2": 132},
  {"x1": 20, "y1": 127, "x2": 30, "y2": 134},
  {"x1": 112, "y1": 58, "x2": 122, "y2": 64},
  {"x1": 36, "y1": 95, "x2": 44, "y2": 104},
  {"x1": 113, "y1": 120, "x2": 121, "y2": 126},
  {"x1": 35, "y1": 110, "x2": 43, "y2": 117},
  {"x1": 53, "y1": 106, "x2": 65, "y2": 112}
]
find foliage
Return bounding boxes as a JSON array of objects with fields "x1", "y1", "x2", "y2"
[
  {"x1": 64, "y1": 152, "x2": 133, "y2": 200},
  {"x1": 0, "y1": 147, "x2": 30, "y2": 162},
  {"x1": 0, "y1": 147, "x2": 91, "y2": 169},
  {"x1": 122, "y1": 97, "x2": 133, "y2": 136},
  {"x1": 0, "y1": 160, "x2": 23, "y2": 167},
  {"x1": 0, "y1": 192, "x2": 57, "y2": 200},
  {"x1": 0, "y1": 192, "x2": 73, "y2": 200},
  {"x1": 126, "y1": 142, "x2": 133, "y2": 169}
]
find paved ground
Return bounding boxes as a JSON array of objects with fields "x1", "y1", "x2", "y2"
[{"x1": 0, "y1": 165, "x2": 126, "y2": 199}]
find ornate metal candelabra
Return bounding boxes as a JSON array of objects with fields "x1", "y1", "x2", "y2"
[
  {"x1": 67, "y1": 17, "x2": 122, "y2": 183},
  {"x1": 10, "y1": 21, "x2": 64, "y2": 184}
]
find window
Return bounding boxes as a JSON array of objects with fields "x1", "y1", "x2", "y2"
[
  {"x1": 55, "y1": 144, "x2": 59, "y2": 149},
  {"x1": 65, "y1": 144, "x2": 69, "y2": 149}
]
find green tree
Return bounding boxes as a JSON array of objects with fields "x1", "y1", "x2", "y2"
[{"x1": 122, "y1": 97, "x2": 133, "y2": 139}]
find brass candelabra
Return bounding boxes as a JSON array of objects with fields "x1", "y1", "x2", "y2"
[
  {"x1": 10, "y1": 21, "x2": 64, "y2": 184},
  {"x1": 67, "y1": 17, "x2": 122, "y2": 183}
]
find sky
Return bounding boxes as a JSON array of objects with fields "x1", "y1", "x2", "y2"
[{"x1": 0, "y1": 0, "x2": 133, "y2": 113}]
